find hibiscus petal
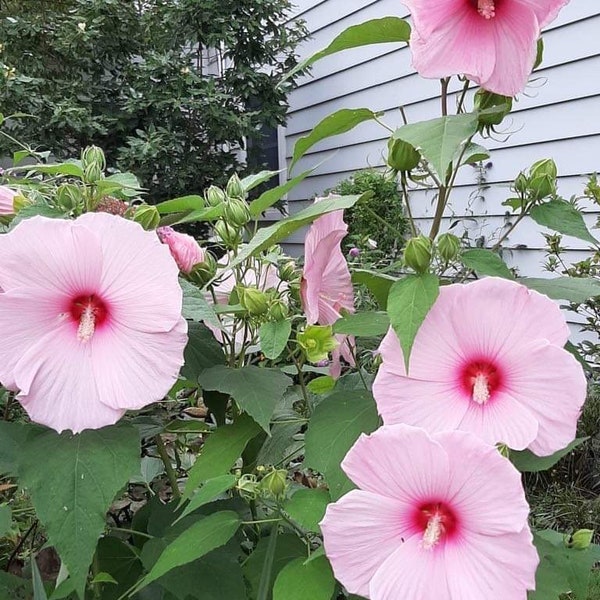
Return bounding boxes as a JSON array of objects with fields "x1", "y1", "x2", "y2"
[
  {"x1": 342, "y1": 425, "x2": 450, "y2": 503},
  {"x1": 516, "y1": 0, "x2": 570, "y2": 28},
  {"x1": 320, "y1": 489, "x2": 411, "y2": 598},
  {"x1": 402, "y1": 0, "x2": 467, "y2": 38}
]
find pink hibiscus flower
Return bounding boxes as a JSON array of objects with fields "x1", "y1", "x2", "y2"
[
  {"x1": 301, "y1": 201, "x2": 355, "y2": 377},
  {"x1": 0, "y1": 213, "x2": 188, "y2": 433},
  {"x1": 403, "y1": 0, "x2": 570, "y2": 97},
  {"x1": 157, "y1": 226, "x2": 205, "y2": 274},
  {"x1": 0, "y1": 186, "x2": 17, "y2": 215},
  {"x1": 373, "y1": 277, "x2": 586, "y2": 456},
  {"x1": 321, "y1": 424, "x2": 539, "y2": 599}
]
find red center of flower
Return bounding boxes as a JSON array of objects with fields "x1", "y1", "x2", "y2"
[
  {"x1": 413, "y1": 502, "x2": 458, "y2": 549},
  {"x1": 472, "y1": 0, "x2": 496, "y2": 19},
  {"x1": 70, "y1": 294, "x2": 108, "y2": 342},
  {"x1": 460, "y1": 360, "x2": 502, "y2": 405}
]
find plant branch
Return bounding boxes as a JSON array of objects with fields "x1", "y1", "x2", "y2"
[{"x1": 154, "y1": 434, "x2": 181, "y2": 500}]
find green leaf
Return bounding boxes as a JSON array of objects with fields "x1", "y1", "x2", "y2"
[
  {"x1": 273, "y1": 556, "x2": 335, "y2": 600},
  {"x1": 182, "y1": 321, "x2": 225, "y2": 381},
  {"x1": 461, "y1": 248, "x2": 514, "y2": 279},
  {"x1": 520, "y1": 276, "x2": 600, "y2": 302},
  {"x1": 257, "y1": 526, "x2": 279, "y2": 600},
  {"x1": 304, "y1": 390, "x2": 379, "y2": 500},
  {"x1": 156, "y1": 195, "x2": 205, "y2": 215},
  {"x1": 306, "y1": 376, "x2": 336, "y2": 395},
  {"x1": 0, "y1": 420, "x2": 27, "y2": 475},
  {"x1": 291, "y1": 109, "x2": 380, "y2": 171},
  {"x1": 282, "y1": 17, "x2": 410, "y2": 84},
  {"x1": 510, "y1": 437, "x2": 588, "y2": 473},
  {"x1": 283, "y1": 488, "x2": 331, "y2": 532},
  {"x1": 333, "y1": 311, "x2": 389, "y2": 337},
  {"x1": 179, "y1": 279, "x2": 222, "y2": 330},
  {"x1": 259, "y1": 320, "x2": 292, "y2": 360},
  {"x1": 460, "y1": 142, "x2": 490, "y2": 165},
  {"x1": 241, "y1": 170, "x2": 280, "y2": 193},
  {"x1": 0, "y1": 571, "x2": 32, "y2": 599},
  {"x1": 31, "y1": 559, "x2": 48, "y2": 600},
  {"x1": 351, "y1": 269, "x2": 397, "y2": 309},
  {"x1": 530, "y1": 199, "x2": 598, "y2": 245},
  {"x1": 94, "y1": 537, "x2": 144, "y2": 600},
  {"x1": 0, "y1": 505, "x2": 12, "y2": 536},
  {"x1": 10, "y1": 203, "x2": 67, "y2": 227},
  {"x1": 170, "y1": 205, "x2": 224, "y2": 225},
  {"x1": 393, "y1": 113, "x2": 478, "y2": 181},
  {"x1": 183, "y1": 413, "x2": 262, "y2": 498},
  {"x1": 198, "y1": 366, "x2": 292, "y2": 432},
  {"x1": 13, "y1": 161, "x2": 84, "y2": 178},
  {"x1": 136, "y1": 511, "x2": 241, "y2": 591},
  {"x1": 18, "y1": 424, "x2": 139, "y2": 597},
  {"x1": 233, "y1": 194, "x2": 364, "y2": 266},
  {"x1": 249, "y1": 167, "x2": 315, "y2": 217},
  {"x1": 176, "y1": 474, "x2": 237, "y2": 522},
  {"x1": 387, "y1": 274, "x2": 439, "y2": 370}
]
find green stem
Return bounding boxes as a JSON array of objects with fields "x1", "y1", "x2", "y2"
[
  {"x1": 440, "y1": 77, "x2": 450, "y2": 116},
  {"x1": 154, "y1": 434, "x2": 181, "y2": 500},
  {"x1": 491, "y1": 210, "x2": 529, "y2": 251},
  {"x1": 109, "y1": 527, "x2": 155, "y2": 540},
  {"x1": 400, "y1": 172, "x2": 417, "y2": 237},
  {"x1": 363, "y1": 204, "x2": 407, "y2": 240},
  {"x1": 429, "y1": 186, "x2": 447, "y2": 240}
]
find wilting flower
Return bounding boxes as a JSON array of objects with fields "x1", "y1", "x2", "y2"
[
  {"x1": 0, "y1": 186, "x2": 17, "y2": 215},
  {"x1": 373, "y1": 277, "x2": 586, "y2": 456},
  {"x1": 403, "y1": 0, "x2": 570, "y2": 96},
  {"x1": 157, "y1": 226, "x2": 205, "y2": 274},
  {"x1": 301, "y1": 201, "x2": 355, "y2": 377},
  {"x1": 321, "y1": 424, "x2": 538, "y2": 599},
  {"x1": 0, "y1": 213, "x2": 187, "y2": 433}
]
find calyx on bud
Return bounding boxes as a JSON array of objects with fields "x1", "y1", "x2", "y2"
[
  {"x1": 132, "y1": 205, "x2": 161, "y2": 230},
  {"x1": 387, "y1": 138, "x2": 421, "y2": 172},
  {"x1": 239, "y1": 286, "x2": 270, "y2": 316},
  {"x1": 226, "y1": 174, "x2": 245, "y2": 199},
  {"x1": 437, "y1": 233, "x2": 461, "y2": 262},
  {"x1": 297, "y1": 325, "x2": 338, "y2": 363},
  {"x1": 404, "y1": 235, "x2": 433, "y2": 273}
]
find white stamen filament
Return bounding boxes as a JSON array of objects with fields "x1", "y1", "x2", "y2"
[
  {"x1": 421, "y1": 513, "x2": 443, "y2": 550},
  {"x1": 77, "y1": 305, "x2": 96, "y2": 342},
  {"x1": 477, "y1": 0, "x2": 495, "y2": 19},
  {"x1": 472, "y1": 373, "x2": 491, "y2": 405}
]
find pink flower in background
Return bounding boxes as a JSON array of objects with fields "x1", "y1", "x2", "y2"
[
  {"x1": 0, "y1": 186, "x2": 17, "y2": 215},
  {"x1": 321, "y1": 424, "x2": 538, "y2": 599},
  {"x1": 0, "y1": 213, "x2": 187, "y2": 433},
  {"x1": 373, "y1": 277, "x2": 586, "y2": 456},
  {"x1": 403, "y1": 0, "x2": 570, "y2": 96},
  {"x1": 301, "y1": 200, "x2": 355, "y2": 376},
  {"x1": 157, "y1": 226, "x2": 205, "y2": 273}
]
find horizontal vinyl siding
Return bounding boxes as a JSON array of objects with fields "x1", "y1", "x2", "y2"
[{"x1": 281, "y1": 0, "x2": 600, "y2": 277}]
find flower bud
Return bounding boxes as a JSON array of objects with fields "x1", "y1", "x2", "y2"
[
  {"x1": 297, "y1": 325, "x2": 338, "y2": 363},
  {"x1": 226, "y1": 174, "x2": 244, "y2": 199},
  {"x1": 565, "y1": 529, "x2": 594, "y2": 550},
  {"x1": 188, "y1": 250, "x2": 218, "y2": 285},
  {"x1": 474, "y1": 90, "x2": 512, "y2": 127},
  {"x1": 239, "y1": 286, "x2": 270, "y2": 316},
  {"x1": 157, "y1": 226, "x2": 205, "y2": 273},
  {"x1": 81, "y1": 145, "x2": 106, "y2": 172},
  {"x1": 278, "y1": 260, "x2": 298, "y2": 282},
  {"x1": 56, "y1": 183, "x2": 83, "y2": 212},
  {"x1": 437, "y1": 233, "x2": 461, "y2": 262},
  {"x1": 404, "y1": 235, "x2": 432, "y2": 273},
  {"x1": 528, "y1": 174, "x2": 556, "y2": 200},
  {"x1": 11, "y1": 193, "x2": 31, "y2": 213},
  {"x1": 514, "y1": 172, "x2": 528, "y2": 195},
  {"x1": 269, "y1": 299, "x2": 289, "y2": 322},
  {"x1": 259, "y1": 468, "x2": 288, "y2": 499},
  {"x1": 530, "y1": 158, "x2": 557, "y2": 181},
  {"x1": 223, "y1": 197, "x2": 251, "y2": 227},
  {"x1": 387, "y1": 138, "x2": 421, "y2": 172},
  {"x1": 213, "y1": 219, "x2": 242, "y2": 247},
  {"x1": 132, "y1": 205, "x2": 161, "y2": 230},
  {"x1": 236, "y1": 473, "x2": 259, "y2": 501},
  {"x1": 205, "y1": 185, "x2": 226, "y2": 207},
  {"x1": 348, "y1": 247, "x2": 360, "y2": 259}
]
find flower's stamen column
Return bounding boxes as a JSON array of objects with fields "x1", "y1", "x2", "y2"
[
  {"x1": 477, "y1": 0, "x2": 495, "y2": 19},
  {"x1": 421, "y1": 513, "x2": 443, "y2": 550},
  {"x1": 77, "y1": 304, "x2": 96, "y2": 342},
  {"x1": 472, "y1": 373, "x2": 491, "y2": 405}
]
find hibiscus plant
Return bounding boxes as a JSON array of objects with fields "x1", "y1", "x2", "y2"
[{"x1": 1, "y1": 1, "x2": 600, "y2": 600}]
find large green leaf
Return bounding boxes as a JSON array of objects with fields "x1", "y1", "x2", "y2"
[
  {"x1": 387, "y1": 274, "x2": 439, "y2": 370},
  {"x1": 0, "y1": 505, "x2": 11, "y2": 536},
  {"x1": 282, "y1": 17, "x2": 410, "y2": 84},
  {"x1": 283, "y1": 488, "x2": 330, "y2": 533},
  {"x1": 520, "y1": 276, "x2": 600, "y2": 302},
  {"x1": 461, "y1": 248, "x2": 514, "y2": 279},
  {"x1": 0, "y1": 572, "x2": 31, "y2": 599},
  {"x1": 181, "y1": 321, "x2": 225, "y2": 381},
  {"x1": 198, "y1": 366, "x2": 292, "y2": 433},
  {"x1": 259, "y1": 320, "x2": 292, "y2": 360},
  {"x1": 183, "y1": 414, "x2": 262, "y2": 498},
  {"x1": 179, "y1": 279, "x2": 222, "y2": 330},
  {"x1": 94, "y1": 537, "x2": 144, "y2": 600},
  {"x1": 18, "y1": 424, "x2": 139, "y2": 598},
  {"x1": 351, "y1": 269, "x2": 397, "y2": 309},
  {"x1": 156, "y1": 195, "x2": 205, "y2": 215},
  {"x1": 333, "y1": 311, "x2": 390, "y2": 337},
  {"x1": 530, "y1": 199, "x2": 598, "y2": 245},
  {"x1": 291, "y1": 109, "x2": 380, "y2": 171},
  {"x1": 393, "y1": 113, "x2": 478, "y2": 181},
  {"x1": 241, "y1": 170, "x2": 281, "y2": 194},
  {"x1": 177, "y1": 474, "x2": 237, "y2": 522},
  {"x1": 510, "y1": 438, "x2": 588, "y2": 473},
  {"x1": 0, "y1": 420, "x2": 27, "y2": 475},
  {"x1": 249, "y1": 167, "x2": 315, "y2": 217},
  {"x1": 304, "y1": 390, "x2": 379, "y2": 500},
  {"x1": 272, "y1": 556, "x2": 335, "y2": 600}
]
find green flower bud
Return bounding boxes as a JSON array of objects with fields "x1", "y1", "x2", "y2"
[
  {"x1": 387, "y1": 138, "x2": 421, "y2": 172},
  {"x1": 297, "y1": 324, "x2": 338, "y2": 363},
  {"x1": 223, "y1": 197, "x2": 251, "y2": 227},
  {"x1": 205, "y1": 185, "x2": 226, "y2": 207},
  {"x1": 83, "y1": 162, "x2": 103, "y2": 184},
  {"x1": 81, "y1": 145, "x2": 106, "y2": 173},
  {"x1": 404, "y1": 235, "x2": 432, "y2": 273},
  {"x1": 188, "y1": 250, "x2": 218, "y2": 286},
  {"x1": 239, "y1": 286, "x2": 270, "y2": 316},
  {"x1": 236, "y1": 473, "x2": 259, "y2": 501},
  {"x1": 226, "y1": 174, "x2": 244, "y2": 199},
  {"x1": 269, "y1": 299, "x2": 288, "y2": 322},
  {"x1": 496, "y1": 444, "x2": 510, "y2": 459},
  {"x1": 278, "y1": 260, "x2": 298, "y2": 282},
  {"x1": 12, "y1": 193, "x2": 32, "y2": 213},
  {"x1": 530, "y1": 158, "x2": 558, "y2": 181},
  {"x1": 514, "y1": 172, "x2": 529, "y2": 195},
  {"x1": 56, "y1": 183, "x2": 83, "y2": 212},
  {"x1": 437, "y1": 233, "x2": 461, "y2": 262},
  {"x1": 529, "y1": 174, "x2": 556, "y2": 200},
  {"x1": 132, "y1": 205, "x2": 161, "y2": 230},
  {"x1": 213, "y1": 219, "x2": 242, "y2": 248},
  {"x1": 565, "y1": 529, "x2": 594, "y2": 550},
  {"x1": 474, "y1": 90, "x2": 513, "y2": 127},
  {"x1": 259, "y1": 468, "x2": 288, "y2": 499}
]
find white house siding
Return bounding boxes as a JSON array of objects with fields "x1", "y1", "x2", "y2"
[{"x1": 280, "y1": 0, "x2": 600, "y2": 290}]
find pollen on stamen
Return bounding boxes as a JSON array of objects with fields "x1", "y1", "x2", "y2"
[
  {"x1": 421, "y1": 513, "x2": 443, "y2": 550},
  {"x1": 472, "y1": 373, "x2": 491, "y2": 405},
  {"x1": 77, "y1": 305, "x2": 96, "y2": 342},
  {"x1": 477, "y1": 0, "x2": 495, "y2": 19}
]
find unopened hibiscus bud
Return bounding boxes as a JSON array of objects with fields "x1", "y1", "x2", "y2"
[
  {"x1": 528, "y1": 174, "x2": 556, "y2": 200},
  {"x1": 224, "y1": 198, "x2": 251, "y2": 227},
  {"x1": 205, "y1": 185, "x2": 226, "y2": 207},
  {"x1": 239, "y1": 286, "x2": 269, "y2": 316},
  {"x1": 81, "y1": 145, "x2": 106, "y2": 173},
  {"x1": 437, "y1": 233, "x2": 461, "y2": 262},
  {"x1": 530, "y1": 158, "x2": 558, "y2": 181},
  {"x1": 83, "y1": 163, "x2": 103, "y2": 184},
  {"x1": 474, "y1": 90, "x2": 512, "y2": 127},
  {"x1": 226, "y1": 174, "x2": 244, "y2": 199},
  {"x1": 387, "y1": 138, "x2": 421, "y2": 172},
  {"x1": 132, "y1": 205, "x2": 161, "y2": 230},
  {"x1": 214, "y1": 219, "x2": 242, "y2": 247},
  {"x1": 566, "y1": 529, "x2": 594, "y2": 550},
  {"x1": 259, "y1": 468, "x2": 288, "y2": 499},
  {"x1": 56, "y1": 184, "x2": 83, "y2": 212},
  {"x1": 404, "y1": 235, "x2": 432, "y2": 273},
  {"x1": 278, "y1": 260, "x2": 298, "y2": 282},
  {"x1": 157, "y1": 226, "x2": 205, "y2": 274},
  {"x1": 188, "y1": 250, "x2": 218, "y2": 285},
  {"x1": 514, "y1": 172, "x2": 528, "y2": 195},
  {"x1": 269, "y1": 299, "x2": 288, "y2": 322},
  {"x1": 12, "y1": 193, "x2": 31, "y2": 213},
  {"x1": 297, "y1": 325, "x2": 338, "y2": 363},
  {"x1": 348, "y1": 247, "x2": 360, "y2": 259}
]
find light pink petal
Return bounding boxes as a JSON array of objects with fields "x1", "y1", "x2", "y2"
[
  {"x1": 369, "y1": 535, "x2": 451, "y2": 600},
  {"x1": 372, "y1": 365, "x2": 468, "y2": 432},
  {"x1": 0, "y1": 216, "x2": 103, "y2": 294},
  {"x1": 436, "y1": 430, "x2": 531, "y2": 535},
  {"x1": 445, "y1": 527, "x2": 538, "y2": 600},
  {"x1": 502, "y1": 341, "x2": 586, "y2": 456},
  {"x1": 401, "y1": 0, "x2": 467, "y2": 38},
  {"x1": 91, "y1": 317, "x2": 187, "y2": 410},
  {"x1": 320, "y1": 490, "x2": 411, "y2": 598},
  {"x1": 342, "y1": 425, "x2": 450, "y2": 503},
  {"x1": 76, "y1": 213, "x2": 183, "y2": 333},
  {"x1": 456, "y1": 390, "x2": 539, "y2": 450},
  {"x1": 12, "y1": 322, "x2": 124, "y2": 433},
  {"x1": 0, "y1": 186, "x2": 17, "y2": 215},
  {"x1": 516, "y1": 0, "x2": 570, "y2": 28}
]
